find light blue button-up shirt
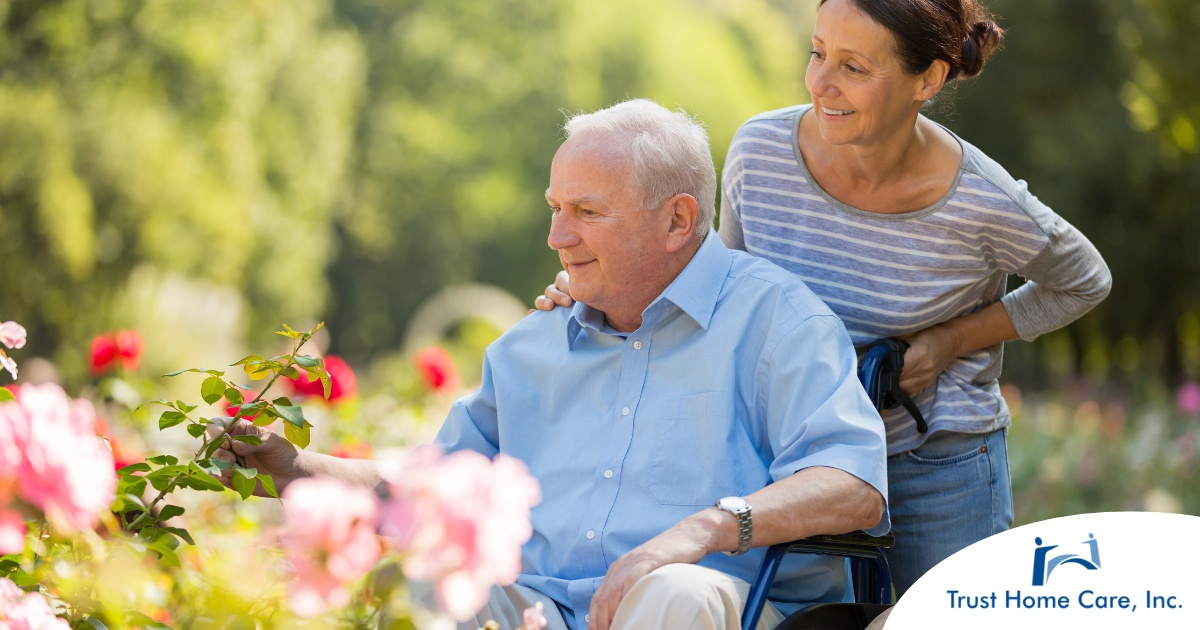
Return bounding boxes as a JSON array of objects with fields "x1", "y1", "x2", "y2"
[{"x1": 436, "y1": 230, "x2": 888, "y2": 629}]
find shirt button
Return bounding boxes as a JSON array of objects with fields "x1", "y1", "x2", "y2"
[
  {"x1": 586, "y1": 530, "x2": 596, "y2": 539},
  {"x1": 585, "y1": 615, "x2": 590, "y2": 623},
  {"x1": 633, "y1": 340, "x2": 643, "y2": 350},
  {"x1": 621, "y1": 407, "x2": 630, "y2": 416},
  {"x1": 604, "y1": 469, "x2": 613, "y2": 479}
]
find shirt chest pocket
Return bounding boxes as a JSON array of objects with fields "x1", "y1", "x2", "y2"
[{"x1": 640, "y1": 392, "x2": 756, "y2": 506}]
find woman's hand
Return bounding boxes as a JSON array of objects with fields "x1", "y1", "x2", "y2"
[
  {"x1": 533, "y1": 270, "x2": 574, "y2": 311},
  {"x1": 897, "y1": 324, "x2": 961, "y2": 395}
]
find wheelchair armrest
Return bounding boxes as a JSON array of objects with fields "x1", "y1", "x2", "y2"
[{"x1": 742, "y1": 532, "x2": 894, "y2": 630}]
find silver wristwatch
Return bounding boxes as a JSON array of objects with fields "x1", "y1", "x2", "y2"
[{"x1": 715, "y1": 496, "x2": 753, "y2": 556}]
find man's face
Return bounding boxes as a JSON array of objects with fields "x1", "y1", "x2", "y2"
[{"x1": 545, "y1": 137, "x2": 669, "y2": 322}]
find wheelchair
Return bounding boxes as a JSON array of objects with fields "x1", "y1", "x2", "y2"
[{"x1": 740, "y1": 339, "x2": 913, "y2": 630}]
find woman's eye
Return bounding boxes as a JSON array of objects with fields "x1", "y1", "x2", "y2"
[
  {"x1": 845, "y1": 64, "x2": 861, "y2": 74},
  {"x1": 810, "y1": 50, "x2": 823, "y2": 60}
]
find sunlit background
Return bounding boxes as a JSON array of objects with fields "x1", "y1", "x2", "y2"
[{"x1": 2, "y1": 0, "x2": 1198, "y2": 524}]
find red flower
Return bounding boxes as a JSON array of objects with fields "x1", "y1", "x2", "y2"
[
  {"x1": 89, "y1": 329, "x2": 143, "y2": 375},
  {"x1": 287, "y1": 356, "x2": 357, "y2": 403},
  {"x1": 331, "y1": 439, "x2": 372, "y2": 459},
  {"x1": 115, "y1": 329, "x2": 143, "y2": 371},
  {"x1": 414, "y1": 347, "x2": 459, "y2": 394}
]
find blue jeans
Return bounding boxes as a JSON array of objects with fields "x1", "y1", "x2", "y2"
[{"x1": 883, "y1": 428, "x2": 1013, "y2": 598}]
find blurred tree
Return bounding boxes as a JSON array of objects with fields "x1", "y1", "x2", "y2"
[
  {"x1": 326, "y1": 0, "x2": 808, "y2": 361},
  {"x1": 0, "y1": 0, "x2": 364, "y2": 380},
  {"x1": 928, "y1": 0, "x2": 1200, "y2": 385}
]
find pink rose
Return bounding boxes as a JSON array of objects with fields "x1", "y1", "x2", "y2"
[
  {"x1": 0, "y1": 383, "x2": 116, "y2": 534},
  {"x1": 0, "y1": 576, "x2": 70, "y2": 629},
  {"x1": 281, "y1": 477, "x2": 381, "y2": 617},
  {"x1": 378, "y1": 446, "x2": 541, "y2": 621},
  {"x1": 0, "y1": 321, "x2": 26, "y2": 350},
  {"x1": 0, "y1": 352, "x2": 15, "y2": 381}
]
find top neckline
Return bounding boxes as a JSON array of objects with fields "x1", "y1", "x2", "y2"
[{"x1": 788, "y1": 104, "x2": 967, "y2": 222}]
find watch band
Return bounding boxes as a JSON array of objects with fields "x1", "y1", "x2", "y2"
[{"x1": 715, "y1": 497, "x2": 753, "y2": 556}]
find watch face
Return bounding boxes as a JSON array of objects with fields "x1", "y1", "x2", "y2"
[{"x1": 718, "y1": 496, "x2": 750, "y2": 513}]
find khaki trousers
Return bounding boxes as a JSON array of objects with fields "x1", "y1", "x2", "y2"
[{"x1": 462, "y1": 563, "x2": 785, "y2": 630}]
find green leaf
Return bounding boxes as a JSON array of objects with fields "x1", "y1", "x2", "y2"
[
  {"x1": 147, "y1": 455, "x2": 178, "y2": 466},
  {"x1": 177, "y1": 401, "x2": 198, "y2": 413},
  {"x1": 244, "y1": 361, "x2": 273, "y2": 381},
  {"x1": 319, "y1": 369, "x2": 332, "y2": 399},
  {"x1": 163, "y1": 368, "x2": 201, "y2": 377},
  {"x1": 163, "y1": 526, "x2": 195, "y2": 546},
  {"x1": 231, "y1": 355, "x2": 264, "y2": 366},
  {"x1": 272, "y1": 396, "x2": 294, "y2": 407},
  {"x1": 230, "y1": 434, "x2": 262, "y2": 445},
  {"x1": 0, "y1": 388, "x2": 13, "y2": 403},
  {"x1": 275, "y1": 405, "x2": 306, "y2": 428},
  {"x1": 224, "y1": 387, "x2": 244, "y2": 405},
  {"x1": 180, "y1": 467, "x2": 226, "y2": 493},
  {"x1": 201, "y1": 376, "x2": 226, "y2": 404},
  {"x1": 118, "y1": 462, "x2": 152, "y2": 474},
  {"x1": 118, "y1": 476, "x2": 147, "y2": 500},
  {"x1": 293, "y1": 354, "x2": 320, "y2": 368},
  {"x1": 158, "y1": 411, "x2": 187, "y2": 430},
  {"x1": 275, "y1": 324, "x2": 303, "y2": 339},
  {"x1": 233, "y1": 466, "x2": 257, "y2": 479},
  {"x1": 279, "y1": 365, "x2": 300, "y2": 379},
  {"x1": 146, "y1": 465, "x2": 187, "y2": 492},
  {"x1": 231, "y1": 472, "x2": 256, "y2": 500},
  {"x1": 284, "y1": 420, "x2": 311, "y2": 449},
  {"x1": 187, "y1": 423, "x2": 207, "y2": 438},
  {"x1": 258, "y1": 474, "x2": 279, "y2": 498},
  {"x1": 157, "y1": 505, "x2": 185, "y2": 521},
  {"x1": 84, "y1": 616, "x2": 112, "y2": 630},
  {"x1": 145, "y1": 541, "x2": 180, "y2": 567}
]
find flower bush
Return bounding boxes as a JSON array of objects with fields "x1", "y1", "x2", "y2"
[{"x1": 0, "y1": 323, "x2": 540, "y2": 628}]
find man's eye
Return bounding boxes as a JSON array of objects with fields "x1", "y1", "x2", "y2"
[{"x1": 582, "y1": 209, "x2": 596, "y2": 216}]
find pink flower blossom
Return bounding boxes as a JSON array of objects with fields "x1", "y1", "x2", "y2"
[
  {"x1": 1178, "y1": 381, "x2": 1200, "y2": 415},
  {"x1": 0, "y1": 322, "x2": 26, "y2": 350},
  {"x1": 0, "y1": 576, "x2": 70, "y2": 629},
  {"x1": 281, "y1": 477, "x2": 381, "y2": 618},
  {"x1": 0, "y1": 383, "x2": 116, "y2": 534},
  {"x1": 378, "y1": 445, "x2": 541, "y2": 621},
  {"x1": 0, "y1": 510, "x2": 25, "y2": 555},
  {"x1": 523, "y1": 602, "x2": 548, "y2": 630}
]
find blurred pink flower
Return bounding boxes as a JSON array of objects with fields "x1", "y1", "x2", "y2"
[
  {"x1": 0, "y1": 510, "x2": 25, "y2": 555},
  {"x1": 1178, "y1": 382, "x2": 1200, "y2": 415},
  {"x1": 378, "y1": 445, "x2": 541, "y2": 621},
  {"x1": 88, "y1": 329, "x2": 142, "y2": 376},
  {"x1": 523, "y1": 601, "x2": 548, "y2": 630},
  {"x1": 281, "y1": 476, "x2": 381, "y2": 618},
  {"x1": 0, "y1": 383, "x2": 116, "y2": 534},
  {"x1": 0, "y1": 322, "x2": 26, "y2": 350},
  {"x1": 0, "y1": 576, "x2": 70, "y2": 629}
]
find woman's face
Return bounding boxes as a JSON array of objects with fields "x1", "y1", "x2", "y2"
[{"x1": 804, "y1": 0, "x2": 933, "y2": 148}]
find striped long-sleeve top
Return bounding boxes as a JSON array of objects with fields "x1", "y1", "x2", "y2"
[{"x1": 719, "y1": 104, "x2": 1111, "y2": 455}]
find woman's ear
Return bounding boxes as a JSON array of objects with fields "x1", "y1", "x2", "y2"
[{"x1": 917, "y1": 59, "x2": 951, "y2": 102}]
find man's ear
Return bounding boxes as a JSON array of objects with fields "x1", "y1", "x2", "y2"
[{"x1": 664, "y1": 193, "x2": 699, "y2": 253}]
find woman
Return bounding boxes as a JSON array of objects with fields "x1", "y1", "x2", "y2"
[{"x1": 537, "y1": 0, "x2": 1111, "y2": 597}]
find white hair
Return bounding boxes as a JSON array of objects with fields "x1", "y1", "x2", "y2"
[{"x1": 563, "y1": 99, "x2": 716, "y2": 239}]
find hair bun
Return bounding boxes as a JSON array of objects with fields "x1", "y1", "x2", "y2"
[{"x1": 959, "y1": 19, "x2": 1004, "y2": 79}]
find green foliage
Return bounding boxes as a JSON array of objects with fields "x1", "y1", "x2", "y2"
[{"x1": 0, "y1": 0, "x2": 364, "y2": 381}]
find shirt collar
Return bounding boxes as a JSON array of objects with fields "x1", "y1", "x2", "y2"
[{"x1": 566, "y1": 229, "x2": 731, "y2": 348}]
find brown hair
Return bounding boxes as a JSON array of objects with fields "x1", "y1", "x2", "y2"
[{"x1": 819, "y1": 0, "x2": 1005, "y2": 81}]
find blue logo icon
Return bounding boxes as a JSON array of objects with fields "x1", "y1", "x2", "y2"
[{"x1": 1032, "y1": 533, "x2": 1101, "y2": 585}]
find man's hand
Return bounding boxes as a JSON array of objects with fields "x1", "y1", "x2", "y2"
[
  {"x1": 210, "y1": 418, "x2": 304, "y2": 496},
  {"x1": 588, "y1": 509, "x2": 728, "y2": 630},
  {"x1": 533, "y1": 270, "x2": 574, "y2": 311}
]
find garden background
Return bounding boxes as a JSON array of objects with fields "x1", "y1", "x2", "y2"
[{"x1": 1, "y1": 0, "x2": 1199, "y2": 624}]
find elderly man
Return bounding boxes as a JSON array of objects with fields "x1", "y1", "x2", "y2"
[{"x1": 221, "y1": 99, "x2": 888, "y2": 630}]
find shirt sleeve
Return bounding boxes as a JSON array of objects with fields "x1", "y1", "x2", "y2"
[
  {"x1": 434, "y1": 350, "x2": 501, "y2": 458},
  {"x1": 760, "y1": 313, "x2": 891, "y2": 536},
  {"x1": 1000, "y1": 184, "x2": 1113, "y2": 342}
]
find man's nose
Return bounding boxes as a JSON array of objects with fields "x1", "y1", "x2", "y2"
[{"x1": 547, "y1": 212, "x2": 579, "y2": 251}]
